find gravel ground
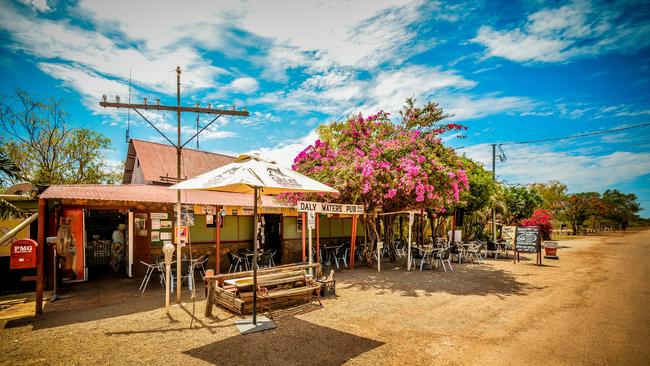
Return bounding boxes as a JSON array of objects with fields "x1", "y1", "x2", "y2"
[{"x1": 0, "y1": 229, "x2": 648, "y2": 365}]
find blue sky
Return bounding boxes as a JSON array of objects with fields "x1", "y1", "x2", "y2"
[{"x1": 1, "y1": 0, "x2": 649, "y2": 216}]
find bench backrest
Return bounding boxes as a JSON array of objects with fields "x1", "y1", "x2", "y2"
[{"x1": 257, "y1": 270, "x2": 306, "y2": 288}]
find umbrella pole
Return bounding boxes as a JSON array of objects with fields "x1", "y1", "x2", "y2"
[{"x1": 252, "y1": 187, "x2": 258, "y2": 325}]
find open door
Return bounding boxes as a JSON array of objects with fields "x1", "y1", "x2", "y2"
[
  {"x1": 132, "y1": 211, "x2": 152, "y2": 278},
  {"x1": 61, "y1": 208, "x2": 86, "y2": 282}
]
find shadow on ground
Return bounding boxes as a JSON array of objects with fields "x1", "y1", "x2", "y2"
[
  {"x1": 184, "y1": 316, "x2": 384, "y2": 366},
  {"x1": 4, "y1": 276, "x2": 201, "y2": 331},
  {"x1": 335, "y1": 262, "x2": 543, "y2": 298}
]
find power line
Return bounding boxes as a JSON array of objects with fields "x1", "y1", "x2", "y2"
[{"x1": 501, "y1": 122, "x2": 650, "y2": 145}]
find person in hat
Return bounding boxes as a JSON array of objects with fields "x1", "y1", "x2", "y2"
[{"x1": 110, "y1": 223, "x2": 126, "y2": 273}]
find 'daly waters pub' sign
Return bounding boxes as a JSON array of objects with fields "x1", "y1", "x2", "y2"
[{"x1": 296, "y1": 201, "x2": 364, "y2": 215}]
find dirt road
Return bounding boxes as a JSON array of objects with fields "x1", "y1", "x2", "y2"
[{"x1": 0, "y1": 229, "x2": 648, "y2": 365}]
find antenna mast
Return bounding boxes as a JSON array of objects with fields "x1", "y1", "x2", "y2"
[{"x1": 126, "y1": 69, "x2": 132, "y2": 142}]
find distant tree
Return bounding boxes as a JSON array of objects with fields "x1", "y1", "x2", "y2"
[
  {"x1": 601, "y1": 189, "x2": 641, "y2": 231},
  {"x1": 0, "y1": 89, "x2": 121, "y2": 185},
  {"x1": 559, "y1": 192, "x2": 601, "y2": 235},
  {"x1": 529, "y1": 180, "x2": 568, "y2": 217},
  {"x1": 502, "y1": 184, "x2": 542, "y2": 224}
]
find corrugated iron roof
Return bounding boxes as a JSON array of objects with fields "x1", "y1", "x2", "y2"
[
  {"x1": 123, "y1": 139, "x2": 236, "y2": 184},
  {"x1": 39, "y1": 184, "x2": 290, "y2": 207}
]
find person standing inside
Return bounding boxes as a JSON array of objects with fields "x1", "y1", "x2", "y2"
[{"x1": 111, "y1": 223, "x2": 126, "y2": 273}]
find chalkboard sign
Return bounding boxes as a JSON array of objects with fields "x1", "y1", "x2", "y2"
[{"x1": 515, "y1": 226, "x2": 541, "y2": 253}]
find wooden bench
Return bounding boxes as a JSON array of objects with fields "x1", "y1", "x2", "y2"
[
  {"x1": 204, "y1": 263, "x2": 322, "y2": 316},
  {"x1": 256, "y1": 269, "x2": 321, "y2": 319}
]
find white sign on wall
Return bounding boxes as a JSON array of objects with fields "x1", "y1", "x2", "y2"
[
  {"x1": 296, "y1": 201, "x2": 364, "y2": 215},
  {"x1": 307, "y1": 211, "x2": 316, "y2": 229}
]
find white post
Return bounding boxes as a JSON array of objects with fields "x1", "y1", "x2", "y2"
[
  {"x1": 128, "y1": 211, "x2": 133, "y2": 278},
  {"x1": 407, "y1": 212, "x2": 414, "y2": 271},
  {"x1": 307, "y1": 211, "x2": 315, "y2": 275}
]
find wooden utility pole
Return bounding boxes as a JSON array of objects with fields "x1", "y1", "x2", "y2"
[{"x1": 100, "y1": 66, "x2": 248, "y2": 303}]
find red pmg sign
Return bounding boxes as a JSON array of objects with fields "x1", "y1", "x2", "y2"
[{"x1": 10, "y1": 239, "x2": 38, "y2": 270}]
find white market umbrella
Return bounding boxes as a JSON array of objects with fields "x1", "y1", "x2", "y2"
[{"x1": 170, "y1": 154, "x2": 338, "y2": 329}]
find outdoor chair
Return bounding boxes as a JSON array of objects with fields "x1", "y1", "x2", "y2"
[
  {"x1": 138, "y1": 261, "x2": 158, "y2": 293},
  {"x1": 449, "y1": 244, "x2": 463, "y2": 263},
  {"x1": 410, "y1": 247, "x2": 429, "y2": 271},
  {"x1": 394, "y1": 240, "x2": 405, "y2": 258},
  {"x1": 331, "y1": 244, "x2": 345, "y2": 269},
  {"x1": 342, "y1": 247, "x2": 350, "y2": 268},
  {"x1": 434, "y1": 247, "x2": 453, "y2": 272},
  {"x1": 192, "y1": 254, "x2": 210, "y2": 279},
  {"x1": 465, "y1": 241, "x2": 484, "y2": 264},
  {"x1": 268, "y1": 248, "x2": 277, "y2": 266},
  {"x1": 487, "y1": 240, "x2": 500, "y2": 259},
  {"x1": 227, "y1": 252, "x2": 244, "y2": 273},
  {"x1": 154, "y1": 258, "x2": 172, "y2": 287},
  {"x1": 258, "y1": 251, "x2": 274, "y2": 268}
]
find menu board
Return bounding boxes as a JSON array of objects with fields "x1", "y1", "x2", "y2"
[
  {"x1": 502, "y1": 226, "x2": 517, "y2": 246},
  {"x1": 515, "y1": 226, "x2": 541, "y2": 253}
]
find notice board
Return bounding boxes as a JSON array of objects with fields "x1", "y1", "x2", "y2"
[{"x1": 515, "y1": 226, "x2": 541, "y2": 253}]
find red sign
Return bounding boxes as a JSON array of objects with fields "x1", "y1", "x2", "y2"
[{"x1": 10, "y1": 239, "x2": 38, "y2": 270}]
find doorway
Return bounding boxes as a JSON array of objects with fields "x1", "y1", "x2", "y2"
[
  {"x1": 85, "y1": 210, "x2": 127, "y2": 280},
  {"x1": 263, "y1": 214, "x2": 282, "y2": 265}
]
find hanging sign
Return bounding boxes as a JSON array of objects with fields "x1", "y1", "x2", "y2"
[
  {"x1": 296, "y1": 201, "x2": 364, "y2": 215},
  {"x1": 10, "y1": 239, "x2": 38, "y2": 270},
  {"x1": 175, "y1": 226, "x2": 189, "y2": 247},
  {"x1": 150, "y1": 212, "x2": 168, "y2": 220},
  {"x1": 307, "y1": 211, "x2": 316, "y2": 230},
  {"x1": 193, "y1": 205, "x2": 218, "y2": 215}
]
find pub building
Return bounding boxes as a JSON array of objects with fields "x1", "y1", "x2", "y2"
[{"x1": 35, "y1": 139, "x2": 364, "y2": 293}]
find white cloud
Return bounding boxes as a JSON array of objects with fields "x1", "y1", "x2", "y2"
[
  {"x1": 247, "y1": 130, "x2": 319, "y2": 168},
  {"x1": 0, "y1": 4, "x2": 228, "y2": 95},
  {"x1": 37, "y1": 62, "x2": 128, "y2": 118},
  {"x1": 17, "y1": 0, "x2": 51, "y2": 12},
  {"x1": 472, "y1": 0, "x2": 650, "y2": 63},
  {"x1": 461, "y1": 143, "x2": 650, "y2": 192},
  {"x1": 238, "y1": 0, "x2": 427, "y2": 74},
  {"x1": 441, "y1": 95, "x2": 535, "y2": 120},
  {"x1": 253, "y1": 65, "x2": 531, "y2": 121},
  {"x1": 230, "y1": 77, "x2": 259, "y2": 94}
]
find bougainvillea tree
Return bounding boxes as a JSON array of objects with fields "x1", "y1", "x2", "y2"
[
  {"x1": 284, "y1": 99, "x2": 470, "y2": 264},
  {"x1": 521, "y1": 209, "x2": 553, "y2": 240}
]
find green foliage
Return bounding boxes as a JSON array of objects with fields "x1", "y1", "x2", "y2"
[
  {"x1": 400, "y1": 97, "x2": 452, "y2": 130},
  {"x1": 502, "y1": 184, "x2": 543, "y2": 224},
  {"x1": 558, "y1": 192, "x2": 601, "y2": 234},
  {"x1": 0, "y1": 151, "x2": 27, "y2": 219},
  {"x1": 529, "y1": 180, "x2": 568, "y2": 216},
  {"x1": 601, "y1": 189, "x2": 641, "y2": 231},
  {"x1": 461, "y1": 158, "x2": 499, "y2": 213},
  {"x1": 0, "y1": 89, "x2": 121, "y2": 185}
]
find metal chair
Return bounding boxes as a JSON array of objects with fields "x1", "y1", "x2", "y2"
[
  {"x1": 410, "y1": 247, "x2": 429, "y2": 271},
  {"x1": 138, "y1": 261, "x2": 157, "y2": 293},
  {"x1": 227, "y1": 252, "x2": 244, "y2": 273},
  {"x1": 258, "y1": 251, "x2": 274, "y2": 268},
  {"x1": 434, "y1": 247, "x2": 453, "y2": 272},
  {"x1": 193, "y1": 254, "x2": 210, "y2": 279}
]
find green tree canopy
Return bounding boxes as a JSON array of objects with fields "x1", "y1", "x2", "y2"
[
  {"x1": 1, "y1": 89, "x2": 121, "y2": 185},
  {"x1": 502, "y1": 184, "x2": 543, "y2": 224},
  {"x1": 601, "y1": 189, "x2": 641, "y2": 231}
]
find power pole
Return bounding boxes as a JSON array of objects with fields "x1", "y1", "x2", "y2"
[
  {"x1": 491, "y1": 144, "x2": 497, "y2": 242},
  {"x1": 100, "y1": 66, "x2": 248, "y2": 304}
]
